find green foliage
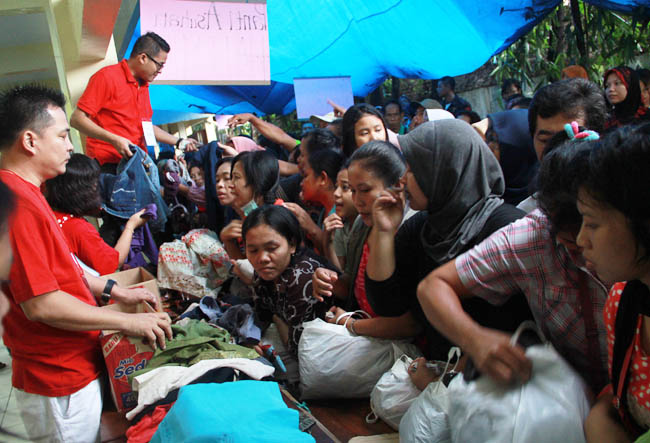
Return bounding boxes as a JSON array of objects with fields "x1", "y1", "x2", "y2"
[
  {"x1": 265, "y1": 111, "x2": 304, "y2": 137},
  {"x1": 491, "y1": 1, "x2": 649, "y2": 91}
]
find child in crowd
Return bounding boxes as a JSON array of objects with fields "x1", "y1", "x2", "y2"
[
  {"x1": 279, "y1": 129, "x2": 340, "y2": 252},
  {"x1": 45, "y1": 153, "x2": 149, "y2": 275},
  {"x1": 288, "y1": 148, "x2": 345, "y2": 254},
  {"x1": 322, "y1": 163, "x2": 358, "y2": 270}
]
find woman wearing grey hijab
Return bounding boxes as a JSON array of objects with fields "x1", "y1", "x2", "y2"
[{"x1": 365, "y1": 119, "x2": 532, "y2": 360}]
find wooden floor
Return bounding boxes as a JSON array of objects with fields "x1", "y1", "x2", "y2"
[{"x1": 305, "y1": 398, "x2": 395, "y2": 442}]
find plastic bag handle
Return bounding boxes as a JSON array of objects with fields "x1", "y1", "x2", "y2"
[
  {"x1": 353, "y1": 309, "x2": 372, "y2": 319},
  {"x1": 509, "y1": 320, "x2": 546, "y2": 347},
  {"x1": 441, "y1": 346, "x2": 462, "y2": 376},
  {"x1": 398, "y1": 354, "x2": 412, "y2": 365},
  {"x1": 335, "y1": 311, "x2": 356, "y2": 325},
  {"x1": 365, "y1": 411, "x2": 379, "y2": 424},
  {"x1": 342, "y1": 310, "x2": 372, "y2": 328}
]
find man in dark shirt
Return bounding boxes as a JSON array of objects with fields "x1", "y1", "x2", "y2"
[{"x1": 436, "y1": 76, "x2": 472, "y2": 117}]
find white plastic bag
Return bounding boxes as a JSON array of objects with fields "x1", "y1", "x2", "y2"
[
  {"x1": 398, "y1": 347, "x2": 460, "y2": 443},
  {"x1": 367, "y1": 355, "x2": 421, "y2": 430},
  {"x1": 298, "y1": 318, "x2": 421, "y2": 399},
  {"x1": 447, "y1": 321, "x2": 590, "y2": 443}
]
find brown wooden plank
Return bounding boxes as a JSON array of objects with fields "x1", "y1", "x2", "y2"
[
  {"x1": 100, "y1": 411, "x2": 128, "y2": 443},
  {"x1": 304, "y1": 398, "x2": 395, "y2": 442}
]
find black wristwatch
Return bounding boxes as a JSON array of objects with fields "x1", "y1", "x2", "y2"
[
  {"x1": 175, "y1": 138, "x2": 184, "y2": 149},
  {"x1": 101, "y1": 279, "x2": 117, "y2": 304}
]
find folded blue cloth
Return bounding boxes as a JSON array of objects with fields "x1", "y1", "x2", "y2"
[{"x1": 151, "y1": 381, "x2": 314, "y2": 443}]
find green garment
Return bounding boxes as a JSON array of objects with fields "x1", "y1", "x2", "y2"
[
  {"x1": 131, "y1": 320, "x2": 259, "y2": 381},
  {"x1": 637, "y1": 430, "x2": 650, "y2": 443}
]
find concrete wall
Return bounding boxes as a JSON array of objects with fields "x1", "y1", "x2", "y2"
[{"x1": 0, "y1": 0, "x2": 120, "y2": 152}]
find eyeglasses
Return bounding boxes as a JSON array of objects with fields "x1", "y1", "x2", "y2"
[{"x1": 144, "y1": 53, "x2": 165, "y2": 71}]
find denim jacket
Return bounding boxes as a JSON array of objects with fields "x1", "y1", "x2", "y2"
[{"x1": 99, "y1": 148, "x2": 169, "y2": 232}]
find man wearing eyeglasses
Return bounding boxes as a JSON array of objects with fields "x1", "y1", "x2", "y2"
[{"x1": 71, "y1": 32, "x2": 197, "y2": 172}]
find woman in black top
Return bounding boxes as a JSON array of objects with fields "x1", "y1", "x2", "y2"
[
  {"x1": 243, "y1": 205, "x2": 335, "y2": 355},
  {"x1": 603, "y1": 66, "x2": 650, "y2": 131},
  {"x1": 365, "y1": 119, "x2": 532, "y2": 359}
]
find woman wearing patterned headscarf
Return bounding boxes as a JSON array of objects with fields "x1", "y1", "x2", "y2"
[{"x1": 603, "y1": 66, "x2": 650, "y2": 130}]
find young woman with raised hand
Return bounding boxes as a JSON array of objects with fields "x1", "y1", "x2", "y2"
[
  {"x1": 365, "y1": 119, "x2": 530, "y2": 360},
  {"x1": 219, "y1": 150, "x2": 280, "y2": 260},
  {"x1": 312, "y1": 140, "x2": 421, "y2": 339},
  {"x1": 580, "y1": 124, "x2": 650, "y2": 442}
]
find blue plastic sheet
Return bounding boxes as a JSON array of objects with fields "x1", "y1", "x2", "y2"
[
  {"x1": 124, "y1": 0, "x2": 647, "y2": 121},
  {"x1": 584, "y1": 0, "x2": 650, "y2": 16}
]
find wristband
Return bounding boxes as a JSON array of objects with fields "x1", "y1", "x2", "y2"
[
  {"x1": 175, "y1": 138, "x2": 184, "y2": 149},
  {"x1": 336, "y1": 312, "x2": 355, "y2": 325},
  {"x1": 349, "y1": 318, "x2": 358, "y2": 336},
  {"x1": 101, "y1": 279, "x2": 117, "y2": 304}
]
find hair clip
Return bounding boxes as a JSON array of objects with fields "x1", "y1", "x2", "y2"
[{"x1": 564, "y1": 121, "x2": 600, "y2": 141}]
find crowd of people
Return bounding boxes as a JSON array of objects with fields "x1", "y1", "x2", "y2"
[{"x1": 1, "y1": 30, "x2": 650, "y2": 442}]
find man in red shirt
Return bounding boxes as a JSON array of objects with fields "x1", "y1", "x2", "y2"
[
  {"x1": 0, "y1": 85, "x2": 172, "y2": 442},
  {"x1": 70, "y1": 32, "x2": 197, "y2": 170}
]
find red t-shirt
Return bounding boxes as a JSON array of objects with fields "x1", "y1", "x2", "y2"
[
  {"x1": 0, "y1": 170, "x2": 103, "y2": 397},
  {"x1": 76, "y1": 59, "x2": 153, "y2": 165},
  {"x1": 54, "y1": 211, "x2": 119, "y2": 275},
  {"x1": 354, "y1": 243, "x2": 378, "y2": 317}
]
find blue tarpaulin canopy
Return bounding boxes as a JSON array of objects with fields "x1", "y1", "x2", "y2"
[{"x1": 124, "y1": 0, "x2": 650, "y2": 123}]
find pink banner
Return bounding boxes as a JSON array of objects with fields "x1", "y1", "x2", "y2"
[{"x1": 140, "y1": 0, "x2": 270, "y2": 85}]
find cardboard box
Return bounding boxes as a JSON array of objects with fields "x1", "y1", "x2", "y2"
[
  {"x1": 100, "y1": 268, "x2": 162, "y2": 412},
  {"x1": 102, "y1": 267, "x2": 160, "y2": 300}
]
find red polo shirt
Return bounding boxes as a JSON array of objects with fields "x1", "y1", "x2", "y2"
[
  {"x1": 0, "y1": 170, "x2": 104, "y2": 397},
  {"x1": 77, "y1": 59, "x2": 153, "y2": 165}
]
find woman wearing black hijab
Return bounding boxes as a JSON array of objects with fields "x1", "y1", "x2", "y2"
[
  {"x1": 365, "y1": 119, "x2": 532, "y2": 359},
  {"x1": 603, "y1": 66, "x2": 650, "y2": 131}
]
